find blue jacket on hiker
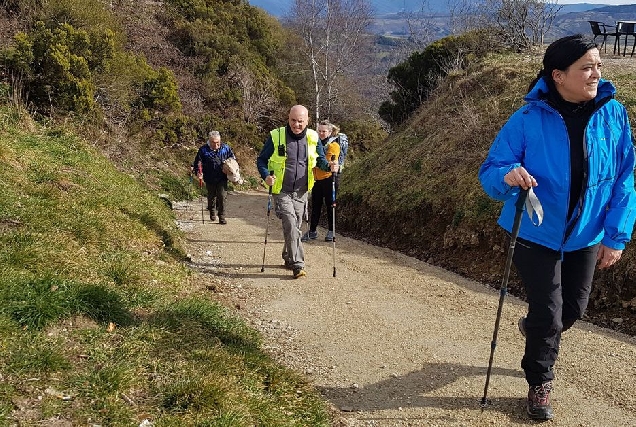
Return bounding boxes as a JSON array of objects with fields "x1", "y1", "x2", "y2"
[
  {"x1": 479, "y1": 77, "x2": 636, "y2": 252},
  {"x1": 192, "y1": 142, "x2": 235, "y2": 184}
]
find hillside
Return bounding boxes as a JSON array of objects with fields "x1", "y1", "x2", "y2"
[
  {"x1": 2, "y1": 0, "x2": 636, "y2": 339},
  {"x1": 0, "y1": 0, "x2": 306, "y2": 195},
  {"x1": 0, "y1": 102, "x2": 332, "y2": 425}
]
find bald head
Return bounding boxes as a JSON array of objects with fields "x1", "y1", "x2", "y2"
[{"x1": 288, "y1": 105, "x2": 309, "y2": 135}]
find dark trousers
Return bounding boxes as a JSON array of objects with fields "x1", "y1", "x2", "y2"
[
  {"x1": 512, "y1": 238, "x2": 600, "y2": 386},
  {"x1": 206, "y1": 180, "x2": 227, "y2": 218},
  {"x1": 310, "y1": 176, "x2": 338, "y2": 232}
]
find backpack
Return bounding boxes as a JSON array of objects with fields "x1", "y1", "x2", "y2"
[{"x1": 335, "y1": 133, "x2": 348, "y2": 170}]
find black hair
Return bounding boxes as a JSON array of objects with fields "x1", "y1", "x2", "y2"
[{"x1": 528, "y1": 34, "x2": 598, "y2": 92}]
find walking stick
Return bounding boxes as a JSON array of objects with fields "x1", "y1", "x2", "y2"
[
  {"x1": 198, "y1": 161, "x2": 204, "y2": 224},
  {"x1": 261, "y1": 171, "x2": 275, "y2": 272},
  {"x1": 331, "y1": 155, "x2": 337, "y2": 277},
  {"x1": 481, "y1": 188, "x2": 529, "y2": 407}
]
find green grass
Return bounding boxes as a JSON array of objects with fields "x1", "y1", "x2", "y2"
[{"x1": 0, "y1": 102, "x2": 331, "y2": 426}]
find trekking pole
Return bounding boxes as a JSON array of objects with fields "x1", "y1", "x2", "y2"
[
  {"x1": 331, "y1": 155, "x2": 337, "y2": 278},
  {"x1": 198, "y1": 161, "x2": 204, "y2": 224},
  {"x1": 304, "y1": 195, "x2": 310, "y2": 237},
  {"x1": 481, "y1": 188, "x2": 529, "y2": 408},
  {"x1": 260, "y1": 171, "x2": 275, "y2": 272}
]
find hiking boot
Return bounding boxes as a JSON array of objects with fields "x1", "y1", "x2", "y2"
[
  {"x1": 324, "y1": 230, "x2": 334, "y2": 242},
  {"x1": 518, "y1": 316, "x2": 527, "y2": 338},
  {"x1": 527, "y1": 382, "x2": 554, "y2": 420},
  {"x1": 209, "y1": 212, "x2": 216, "y2": 221},
  {"x1": 301, "y1": 230, "x2": 317, "y2": 242},
  {"x1": 293, "y1": 268, "x2": 306, "y2": 279},
  {"x1": 219, "y1": 217, "x2": 227, "y2": 225}
]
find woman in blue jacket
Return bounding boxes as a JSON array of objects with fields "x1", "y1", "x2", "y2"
[{"x1": 479, "y1": 35, "x2": 636, "y2": 421}]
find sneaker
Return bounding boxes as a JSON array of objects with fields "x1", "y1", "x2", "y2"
[
  {"x1": 219, "y1": 217, "x2": 227, "y2": 225},
  {"x1": 301, "y1": 230, "x2": 318, "y2": 242},
  {"x1": 527, "y1": 382, "x2": 554, "y2": 420},
  {"x1": 293, "y1": 268, "x2": 306, "y2": 279},
  {"x1": 324, "y1": 230, "x2": 334, "y2": 242},
  {"x1": 518, "y1": 316, "x2": 527, "y2": 338}
]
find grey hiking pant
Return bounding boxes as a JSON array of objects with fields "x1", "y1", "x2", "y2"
[{"x1": 274, "y1": 191, "x2": 308, "y2": 269}]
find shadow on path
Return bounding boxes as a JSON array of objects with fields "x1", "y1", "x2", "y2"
[{"x1": 319, "y1": 361, "x2": 528, "y2": 422}]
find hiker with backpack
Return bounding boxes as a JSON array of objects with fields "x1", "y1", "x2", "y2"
[
  {"x1": 302, "y1": 120, "x2": 342, "y2": 243},
  {"x1": 478, "y1": 35, "x2": 636, "y2": 421},
  {"x1": 191, "y1": 131, "x2": 237, "y2": 224}
]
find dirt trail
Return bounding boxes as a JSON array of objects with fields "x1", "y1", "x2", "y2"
[{"x1": 175, "y1": 189, "x2": 636, "y2": 427}]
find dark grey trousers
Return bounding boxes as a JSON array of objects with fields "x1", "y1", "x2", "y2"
[
  {"x1": 512, "y1": 238, "x2": 600, "y2": 386},
  {"x1": 206, "y1": 180, "x2": 227, "y2": 218}
]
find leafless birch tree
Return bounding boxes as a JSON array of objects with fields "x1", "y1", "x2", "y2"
[{"x1": 285, "y1": 0, "x2": 373, "y2": 122}]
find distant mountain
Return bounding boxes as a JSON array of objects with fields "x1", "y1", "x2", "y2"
[
  {"x1": 247, "y1": 0, "x2": 625, "y2": 17},
  {"x1": 248, "y1": 0, "x2": 451, "y2": 16},
  {"x1": 248, "y1": 1, "x2": 636, "y2": 45},
  {"x1": 551, "y1": 4, "x2": 636, "y2": 40}
]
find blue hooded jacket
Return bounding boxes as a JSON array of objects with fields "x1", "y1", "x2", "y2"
[{"x1": 479, "y1": 77, "x2": 636, "y2": 251}]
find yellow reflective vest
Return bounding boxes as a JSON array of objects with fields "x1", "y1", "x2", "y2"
[{"x1": 268, "y1": 127, "x2": 319, "y2": 194}]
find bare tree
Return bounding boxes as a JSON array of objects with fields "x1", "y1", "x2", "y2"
[
  {"x1": 497, "y1": 0, "x2": 532, "y2": 49},
  {"x1": 227, "y1": 65, "x2": 280, "y2": 126},
  {"x1": 402, "y1": 0, "x2": 440, "y2": 51},
  {"x1": 285, "y1": 0, "x2": 373, "y2": 122},
  {"x1": 448, "y1": 0, "x2": 562, "y2": 49},
  {"x1": 527, "y1": 0, "x2": 561, "y2": 45}
]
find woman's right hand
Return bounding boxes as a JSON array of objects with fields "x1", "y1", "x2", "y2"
[
  {"x1": 504, "y1": 167, "x2": 537, "y2": 190},
  {"x1": 265, "y1": 174, "x2": 276, "y2": 187}
]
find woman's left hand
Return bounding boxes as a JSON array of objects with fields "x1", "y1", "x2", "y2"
[{"x1": 597, "y1": 245, "x2": 622, "y2": 269}]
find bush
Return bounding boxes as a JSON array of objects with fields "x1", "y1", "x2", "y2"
[
  {"x1": 2, "y1": 21, "x2": 115, "y2": 114},
  {"x1": 379, "y1": 29, "x2": 504, "y2": 128},
  {"x1": 122, "y1": 64, "x2": 183, "y2": 135}
]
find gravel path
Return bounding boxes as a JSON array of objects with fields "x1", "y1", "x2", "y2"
[{"x1": 175, "y1": 189, "x2": 636, "y2": 427}]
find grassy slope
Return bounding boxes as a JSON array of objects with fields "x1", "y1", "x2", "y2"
[
  {"x1": 338, "y1": 50, "x2": 636, "y2": 334},
  {"x1": 0, "y1": 104, "x2": 330, "y2": 426}
]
